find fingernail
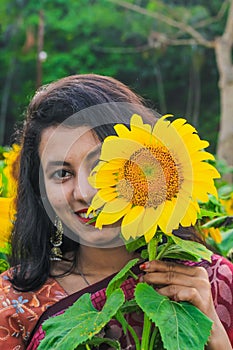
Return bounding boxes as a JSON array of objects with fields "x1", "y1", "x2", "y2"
[{"x1": 139, "y1": 262, "x2": 149, "y2": 270}]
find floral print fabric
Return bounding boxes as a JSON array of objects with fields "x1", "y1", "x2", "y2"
[
  {"x1": 0, "y1": 254, "x2": 233, "y2": 349},
  {"x1": 0, "y1": 274, "x2": 67, "y2": 349}
]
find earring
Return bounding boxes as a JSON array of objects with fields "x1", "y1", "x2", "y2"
[{"x1": 50, "y1": 216, "x2": 63, "y2": 261}]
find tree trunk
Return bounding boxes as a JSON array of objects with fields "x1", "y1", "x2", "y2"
[{"x1": 215, "y1": 0, "x2": 233, "y2": 182}]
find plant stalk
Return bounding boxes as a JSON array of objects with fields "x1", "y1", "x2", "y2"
[{"x1": 141, "y1": 236, "x2": 160, "y2": 349}]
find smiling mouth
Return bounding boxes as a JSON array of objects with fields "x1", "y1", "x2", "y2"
[{"x1": 75, "y1": 209, "x2": 101, "y2": 225}]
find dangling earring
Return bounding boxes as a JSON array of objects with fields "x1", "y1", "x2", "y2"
[{"x1": 50, "y1": 216, "x2": 63, "y2": 261}]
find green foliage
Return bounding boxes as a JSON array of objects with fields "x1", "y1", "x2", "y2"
[
  {"x1": 0, "y1": 253, "x2": 10, "y2": 273},
  {"x1": 1, "y1": 0, "x2": 227, "y2": 151},
  {"x1": 39, "y1": 236, "x2": 215, "y2": 349},
  {"x1": 105, "y1": 258, "x2": 139, "y2": 298},
  {"x1": 0, "y1": 146, "x2": 10, "y2": 197},
  {"x1": 141, "y1": 234, "x2": 213, "y2": 262},
  {"x1": 135, "y1": 283, "x2": 212, "y2": 350},
  {"x1": 170, "y1": 235, "x2": 213, "y2": 262},
  {"x1": 39, "y1": 289, "x2": 125, "y2": 350}
]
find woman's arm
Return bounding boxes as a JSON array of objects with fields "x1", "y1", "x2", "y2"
[{"x1": 139, "y1": 260, "x2": 233, "y2": 350}]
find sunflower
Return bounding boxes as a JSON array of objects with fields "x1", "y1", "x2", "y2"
[
  {"x1": 88, "y1": 114, "x2": 220, "y2": 242},
  {"x1": 3, "y1": 143, "x2": 20, "y2": 197},
  {"x1": 0, "y1": 196, "x2": 15, "y2": 252},
  {"x1": 0, "y1": 174, "x2": 15, "y2": 253}
]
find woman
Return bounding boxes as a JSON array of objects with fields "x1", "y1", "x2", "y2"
[{"x1": 0, "y1": 74, "x2": 232, "y2": 349}]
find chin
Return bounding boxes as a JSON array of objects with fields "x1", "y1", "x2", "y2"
[{"x1": 79, "y1": 232, "x2": 124, "y2": 249}]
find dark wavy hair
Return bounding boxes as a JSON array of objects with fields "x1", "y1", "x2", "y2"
[{"x1": 10, "y1": 74, "x2": 160, "y2": 291}]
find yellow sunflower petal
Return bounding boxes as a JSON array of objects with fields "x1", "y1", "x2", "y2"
[
  {"x1": 121, "y1": 206, "x2": 145, "y2": 240},
  {"x1": 192, "y1": 180, "x2": 218, "y2": 201},
  {"x1": 114, "y1": 124, "x2": 132, "y2": 139},
  {"x1": 191, "y1": 151, "x2": 215, "y2": 162},
  {"x1": 88, "y1": 172, "x2": 118, "y2": 188},
  {"x1": 180, "y1": 201, "x2": 199, "y2": 227},
  {"x1": 141, "y1": 206, "x2": 164, "y2": 236},
  {"x1": 89, "y1": 113, "x2": 220, "y2": 239},
  {"x1": 129, "y1": 114, "x2": 156, "y2": 144},
  {"x1": 100, "y1": 138, "x2": 142, "y2": 162},
  {"x1": 95, "y1": 199, "x2": 131, "y2": 229},
  {"x1": 172, "y1": 119, "x2": 197, "y2": 136},
  {"x1": 144, "y1": 223, "x2": 158, "y2": 243},
  {"x1": 157, "y1": 199, "x2": 177, "y2": 234}
]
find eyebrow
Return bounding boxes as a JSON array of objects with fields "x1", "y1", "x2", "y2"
[
  {"x1": 45, "y1": 161, "x2": 71, "y2": 173},
  {"x1": 45, "y1": 146, "x2": 101, "y2": 172}
]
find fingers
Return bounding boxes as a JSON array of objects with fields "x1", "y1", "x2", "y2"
[
  {"x1": 139, "y1": 260, "x2": 212, "y2": 313},
  {"x1": 140, "y1": 260, "x2": 207, "y2": 277},
  {"x1": 140, "y1": 260, "x2": 208, "y2": 286}
]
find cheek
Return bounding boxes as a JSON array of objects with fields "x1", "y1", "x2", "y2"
[{"x1": 45, "y1": 183, "x2": 70, "y2": 210}]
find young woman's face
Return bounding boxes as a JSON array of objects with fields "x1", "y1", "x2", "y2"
[{"x1": 39, "y1": 125, "x2": 123, "y2": 248}]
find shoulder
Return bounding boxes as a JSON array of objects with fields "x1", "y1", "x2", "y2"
[{"x1": 0, "y1": 269, "x2": 67, "y2": 348}]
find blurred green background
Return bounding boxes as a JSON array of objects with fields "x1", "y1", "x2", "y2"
[{"x1": 0, "y1": 0, "x2": 228, "y2": 153}]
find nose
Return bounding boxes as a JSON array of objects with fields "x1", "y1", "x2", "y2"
[{"x1": 73, "y1": 168, "x2": 97, "y2": 205}]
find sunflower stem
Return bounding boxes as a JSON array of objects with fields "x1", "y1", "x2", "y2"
[
  {"x1": 149, "y1": 325, "x2": 159, "y2": 350},
  {"x1": 148, "y1": 235, "x2": 161, "y2": 261},
  {"x1": 141, "y1": 314, "x2": 152, "y2": 350},
  {"x1": 125, "y1": 320, "x2": 141, "y2": 350},
  {"x1": 155, "y1": 239, "x2": 173, "y2": 260},
  {"x1": 141, "y1": 236, "x2": 160, "y2": 349},
  {"x1": 129, "y1": 270, "x2": 139, "y2": 280}
]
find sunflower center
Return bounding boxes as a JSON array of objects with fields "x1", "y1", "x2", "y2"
[{"x1": 117, "y1": 146, "x2": 181, "y2": 207}]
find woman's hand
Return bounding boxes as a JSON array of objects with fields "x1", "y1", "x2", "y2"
[{"x1": 139, "y1": 260, "x2": 232, "y2": 350}]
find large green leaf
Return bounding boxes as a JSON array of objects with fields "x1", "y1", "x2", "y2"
[
  {"x1": 38, "y1": 288, "x2": 125, "y2": 350},
  {"x1": 105, "y1": 258, "x2": 139, "y2": 298},
  {"x1": 171, "y1": 235, "x2": 212, "y2": 262},
  {"x1": 135, "y1": 283, "x2": 212, "y2": 350}
]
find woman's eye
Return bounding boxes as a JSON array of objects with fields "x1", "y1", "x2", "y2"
[{"x1": 52, "y1": 169, "x2": 72, "y2": 180}]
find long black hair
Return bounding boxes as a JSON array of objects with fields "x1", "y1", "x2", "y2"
[{"x1": 10, "y1": 74, "x2": 159, "y2": 291}]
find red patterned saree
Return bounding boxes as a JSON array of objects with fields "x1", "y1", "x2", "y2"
[{"x1": 0, "y1": 254, "x2": 233, "y2": 350}]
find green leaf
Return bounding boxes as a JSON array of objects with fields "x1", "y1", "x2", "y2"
[
  {"x1": 140, "y1": 248, "x2": 149, "y2": 259},
  {"x1": 211, "y1": 229, "x2": 233, "y2": 256},
  {"x1": 201, "y1": 216, "x2": 228, "y2": 228},
  {"x1": 85, "y1": 336, "x2": 121, "y2": 349},
  {"x1": 124, "y1": 235, "x2": 146, "y2": 252},
  {"x1": 157, "y1": 245, "x2": 202, "y2": 262},
  {"x1": 115, "y1": 311, "x2": 129, "y2": 334},
  {"x1": 135, "y1": 283, "x2": 213, "y2": 350},
  {"x1": 171, "y1": 235, "x2": 212, "y2": 262},
  {"x1": 39, "y1": 289, "x2": 125, "y2": 350},
  {"x1": 118, "y1": 298, "x2": 140, "y2": 314},
  {"x1": 198, "y1": 208, "x2": 223, "y2": 219},
  {"x1": 105, "y1": 258, "x2": 139, "y2": 298}
]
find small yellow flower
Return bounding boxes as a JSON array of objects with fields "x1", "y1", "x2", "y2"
[
  {"x1": 3, "y1": 144, "x2": 20, "y2": 197},
  {"x1": 88, "y1": 114, "x2": 220, "y2": 242},
  {"x1": 202, "y1": 227, "x2": 222, "y2": 243}
]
